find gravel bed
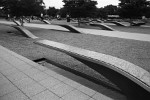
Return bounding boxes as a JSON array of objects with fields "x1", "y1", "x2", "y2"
[
  {"x1": 26, "y1": 27, "x2": 150, "y2": 72},
  {"x1": 1, "y1": 24, "x2": 150, "y2": 73},
  {"x1": 109, "y1": 25, "x2": 150, "y2": 35}
]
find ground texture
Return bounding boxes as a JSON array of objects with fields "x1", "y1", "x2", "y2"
[{"x1": 0, "y1": 20, "x2": 150, "y2": 99}]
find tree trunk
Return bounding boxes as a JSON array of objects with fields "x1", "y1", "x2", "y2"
[
  {"x1": 21, "y1": 16, "x2": 24, "y2": 26},
  {"x1": 77, "y1": 18, "x2": 81, "y2": 27}
]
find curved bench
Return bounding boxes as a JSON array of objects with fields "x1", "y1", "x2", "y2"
[
  {"x1": 91, "y1": 19, "x2": 103, "y2": 23},
  {"x1": 58, "y1": 24, "x2": 83, "y2": 33},
  {"x1": 43, "y1": 20, "x2": 51, "y2": 24},
  {"x1": 13, "y1": 20, "x2": 22, "y2": 26},
  {"x1": 111, "y1": 21, "x2": 146, "y2": 27},
  {"x1": 11, "y1": 26, "x2": 38, "y2": 39},
  {"x1": 0, "y1": 21, "x2": 38, "y2": 39},
  {"x1": 89, "y1": 23, "x2": 116, "y2": 31},
  {"x1": 34, "y1": 39, "x2": 150, "y2": 99},
  {"x1": 130, "y1": 21, "x2": 146, "y2": 26},
  {"x1": 110, "y1": 21, "x2": 130, "y2": 27}
]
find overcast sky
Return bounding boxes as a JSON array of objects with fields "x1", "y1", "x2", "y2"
[{"x1": 43, "y1": 0, "x2": 120, "y2": 9}]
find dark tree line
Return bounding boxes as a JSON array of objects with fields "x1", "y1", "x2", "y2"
[
  {"x1": 97, "y1": 5, "x2": 119, "y2": 19},
  {"x1": 118, "y1": 0, "x2": 150, "y2": 18},
  {"x1": 60, "y1": 0, "x2": 150, "y2": 19},
  {"x1": 0, "y1": 0, "x2": 45, "y2": 17},
  {"x1": 47, "y1": 7, "x2": 59, "y2": 18},
  {"x1": 62, "y1": 0, "x2": 97, "y2": 18},
  {"x1": 1, "y1": 0, "x2": 150, "y2": 19}
]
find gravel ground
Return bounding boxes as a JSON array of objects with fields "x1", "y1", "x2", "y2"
[
  {"x1": 0, "y1": 23, "x2": 150, "y2": 74},
  {"x1": 0, "y1": 23, "x2": 150, "y2": 100},
  {"x1": 109, "y1": 25, "x2": 150, "y2": 35},
  {"x1": 50, "y1": 19, "x2": 150, "y2": 34},
  {"x1": 26, "y1": 27, "x2": 150, "y2": 72},
  {"x1": 0, "y1": 24, "x2": 111, "y2": 81}
]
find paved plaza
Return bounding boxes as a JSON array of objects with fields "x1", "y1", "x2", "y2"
[
  {"x1": 0, "y1": 44, "x2": 122, "y2": 100},
  {"x1": 0, "y1": 20, "x2": 150, "y2": 100}
]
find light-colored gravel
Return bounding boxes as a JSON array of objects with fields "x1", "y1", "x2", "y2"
[
  {"x1": 27, "y1": 27, "x2": 150, "y2": 72},
  {"x1": 0, "y1": 24, "x2": 150, "y2": 73}
]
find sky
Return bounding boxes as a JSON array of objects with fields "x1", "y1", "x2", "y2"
[{"x1": 43, "y1": 0, "x2": 120, "y2": 9}]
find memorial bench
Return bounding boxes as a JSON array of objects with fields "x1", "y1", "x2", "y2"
[
  {"x1": 110, "y1": 21, "x2": 130, "y2": 27},
  {"x1": 57, "y1": 24, "x2": 83, "y2": 33},
  {"x1": 89, "y1": 23, "x2": 116, "y2": 31},
  {"x1": 43, "y1": 20, "x2": 51, "y2": 24},
  {"x1": 0, "y1": 21, "x2": 38, "y2": 39},
  {"x1": 130, "y1": 21, "x2": 146, "y2": 26},
  {"x1": 13, "y1": 20, "x2": 21, "y2": 26},
  {"x1": 110, "y1": 21, "x2": 146, "y2": 27},
  {"x1": 11, "y1": 25, "x2": 38, "y2": 39},
  {"x1": 34, "y1": 39, "x2": 150, "y2": 99},
  {"x1": 80, "y1": 20, "x2": 91, "y2": 25}
]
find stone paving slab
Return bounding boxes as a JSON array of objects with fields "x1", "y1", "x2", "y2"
[{"x1": 0, "y1": 45, "x2": 118, "y2": 100}]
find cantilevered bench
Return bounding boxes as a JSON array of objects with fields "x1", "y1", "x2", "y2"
[
  {"x1": 11, "y1": 26, "x2": 38, "y2": 39},
  {"x1": 34, "y1": 39, "x2": 150, "y2": 99},
  {"x1": 43, "y1": 20, "x2": 51, "y2": 24},
  {"x1": 58, "y1": 24, "x2": 83, "y2": 33},
  {"x1": 110, "y1": 21, "x2": 130, "y2": 27},
  {"x1": 0, "y1": 21, "x2": 38, "y2": 39},
  {"x1": 89, "y1": 23, "x2": 116, "y2": 31},
  {"x1": 13, "y1": 20, "x2": 22, "y2": 26},
  {"x1": 130, "y1": 21, "x2": 146, "y2": 26}
]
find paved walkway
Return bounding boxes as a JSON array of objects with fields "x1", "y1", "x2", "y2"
[
  {"x1": 0, "y1": 45, "x2": 118, "y2": 100},
  {"x1": 0, "y1": 20, "x2": 150, "y2": 42},
  {"x1": 24, "y1": 22, "x2": 150, "y2": 42}
]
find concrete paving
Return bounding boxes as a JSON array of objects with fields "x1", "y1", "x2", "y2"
[{"x1": 0, "y1": 45, "x2": 121, "y2": 100}]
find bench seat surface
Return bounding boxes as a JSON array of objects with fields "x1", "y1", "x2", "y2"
[{"x1": 35, "y1": 39, "x2": 150, "y2": 92}]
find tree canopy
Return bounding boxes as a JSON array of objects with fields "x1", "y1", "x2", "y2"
[
  {"x1": 103, "y1": 5, "x2": 118, "y2": 15},
  {"x1": 96, "y1": 5, "x2": 119, "y2": 19},
  {"x1": 47, "y1": 7, "x2": 59, "y2": 17},
  {"x1": 62, "y1": 0, "x2": 97, "y2": 18},
  {"x1": 0, "y1": 0, "x2": 45, "y2": 17},
  {"x1": 119, "y1": 0, "x2": 150, "y2": 18}
]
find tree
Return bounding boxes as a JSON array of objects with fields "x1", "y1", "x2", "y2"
[
  {"x1": 0, "y1": 0, "x2": 3, "y2": 6},
  {"x1": 0, "y1": 0, "x2": 45, "y2": 25},
  {"x1": 145, "y1": 6, "x2": 150, "y2": 18},
  {"x1": 62, "y1": 0, "x2": 97, "y2": 26},
  {"x1": 58, "y1": 7, "x2": 68, "y2": 18},
  {"x1": 103, "y1": 5, "x2": 118, "y2": 15},
  {"x1": 96, "y1": 5, "x2": 119, "y2": 19},
  {"x1": 119, "y1": 0, "x2": 150, "y2": 18},
  {"x1": 1, "y1": 0, "x2": 45, "y2": 17},
  {"x1": 96, "y1": 8, "x2": 107, "y2": 19},
  {"x1": 47, "y1": 7, "x2": 59, "y2": 18}
]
